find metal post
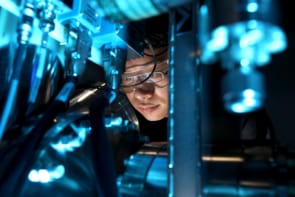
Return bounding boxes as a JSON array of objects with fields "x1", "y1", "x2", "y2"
[{"x1": 168, "y1": 2, "x2": 202, "y2": 196}]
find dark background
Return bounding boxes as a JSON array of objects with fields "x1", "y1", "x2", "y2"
[
  {"x1": 144, "y1": 0, "x2": 295, "y2": 148},
  {"x1": 204, "y1": 0, "x2": 295, "y2": 149},
  {"x1": 265, "y1": 0, "x2": 295, "y2": 148}
]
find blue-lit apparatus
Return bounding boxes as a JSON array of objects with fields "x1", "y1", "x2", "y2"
[
  {"x1": 0, "y1": 0, "x2": 294, "y2": 197},
  {"x1": 27, "y1": 114, "x2": 91, "y2": 183},
  {"x1": 199, "y1": 0, "x2": 287, "y2": 113}
]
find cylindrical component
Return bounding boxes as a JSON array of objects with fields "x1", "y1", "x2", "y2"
[
  {"x1": 38, "y1": 2, "x2": 56, "y2": 33},
  {"x1": 222, "y1": 68, "x2": 265, "y2": 113},
  {"x1": 206, "y1": 0, "x2": 280, "y2": 29},
  {"x1": 199, "y1": 0, "x2": 287, "y2": 114},
  {"x1": 91, "y1": 0, "x2": 192, "y2": 22},
  {"x1": 200, "y1": 0, "x2": 287, "y2": 64},
  {"x1": 102, "y1": 46, "x2": 127, "y2": 92},
  {"x1": 17, "y1": 1, "x2": 35, "y2": 44},
  {"x1": 168, "y1": 17, "x2": 202, "y2": 197}
]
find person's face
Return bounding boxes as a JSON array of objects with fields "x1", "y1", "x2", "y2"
[{"x1": 121, "y1": 48, "x2": 168, "y2": 121}]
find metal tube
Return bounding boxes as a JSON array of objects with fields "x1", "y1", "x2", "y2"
[
  {"x1": 0, "y1": 0, "x2": 35, "y2": 139},
  {"x1": 168, "y1": 2, "x2": 202, "y2": 196}
]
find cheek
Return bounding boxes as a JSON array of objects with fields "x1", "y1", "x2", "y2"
[
  {"x1": 125, "y1": 93, "x2": 139, "y2": 110},
  {"x1": 126, "y1": 94, "x2": 134, "y2": 104},
  {"x1": 157, "y1": 87, "x2": 169, "y2": 103}
]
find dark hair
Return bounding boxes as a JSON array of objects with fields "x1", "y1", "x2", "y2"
[
  {"x1": 126, "y1": 14, "x2": 169, "y2": 59},
  {"x1": 143, "y1": 13, "x2": 169, "y2": 49}
]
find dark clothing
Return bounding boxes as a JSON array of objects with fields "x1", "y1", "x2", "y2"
[{"x1": 135, "y1": 110, "x2": 168, "y2": 142}]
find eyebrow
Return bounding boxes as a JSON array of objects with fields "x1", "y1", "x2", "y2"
[
  {"x1": 144, "y1": 48, "x2": 168, "y2": 57},
  {"x1": 126, "y1": 59, "x2": 156, "y2": 70},
  {"x1": 126, "y1": 51, "x2": 168, "y2": 68},
  {"x1": 125, "y1": 59, "x2": 168, "y2": 74}
]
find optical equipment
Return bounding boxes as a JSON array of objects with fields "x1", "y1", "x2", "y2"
[
  {"x1": 120, "y1": 58, "x2": 168, "y2": 93},
  {"x1": 121, "y1": 70, "x2": 168, "y2": 92},
  {"x1": 199, "y1": 0, "x2": 287, "y2": 113},
  {"x1": 0, "y1": 0, "x2": 293, "y2": 197}
]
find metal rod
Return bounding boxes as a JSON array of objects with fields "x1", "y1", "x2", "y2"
[{"x1": 168, "y1": 2, "x2": 202, "y2": 196}]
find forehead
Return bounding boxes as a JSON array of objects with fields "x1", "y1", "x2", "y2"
[{"x1": 125, "y1": 48, "x2": 168, "y2": 72}]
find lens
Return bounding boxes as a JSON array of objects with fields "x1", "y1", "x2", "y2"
[
  {"x1": 120, "y1": 81, "x2": 155, "y2": 94},
  {"x1": 120, "y1": 86, "x2": 134, "y2": 94}
]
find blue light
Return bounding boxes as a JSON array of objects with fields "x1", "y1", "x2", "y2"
[
  {"x1": 256, "y1": 51, "x2": 271, "y2": 66},
  {"x1": 268, "y1": 27, "x2": 288, "y2": 53},
  {"x1": 246, "y1": 2, "x2": 259, "y2": 13},
  {"x1": 231, "y1": 103, "x2": 245, "y2": 113},
  {"x1": 227, "y1": 89, "x2": 262, "y2": 113},
  {"x1": 230, "y1": 101, "x2": 259, "y2": 113},
  {"x1": 243, "y1": 89, "x2": 255, "y2": 98},
  {"x1": 0, "y1": 0, "x2": 20, "y2": 16},
  {"x1": 111, "y1": 0, "x2": 160, "y2": 20},
  {"x1": 200, "y1": 3, "x2": 208, "y2": 15},
  {"x1": 28, "y1": 165, "x2": 65, "y2": 183},
  {"x1": 239, "y1": 29, "x2": 262, "y2": 48},
  {"x1": 50, "y1": 125, "x2": 89, "y2": 153},
  {"x1": 201, "y1": 21, "x2": 287, "y2": 67},
  {"x1": 38, "y1": 169, "x2": 51, "y2": 183},
  {"x1": 28, "y1": 169, "x2": 40, "y2": 182},
  {"x1": 240, "y1": 59, "x2": 251, "y2": 68},
  {"x1": 105, "y1": 117, "x2": 123, "y2": 128},
  {"x1": 208, "y1": 26, "x2": 228, "y2": 52}
]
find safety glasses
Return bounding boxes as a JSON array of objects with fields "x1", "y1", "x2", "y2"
[{"x1": 120, "y1": 60, "x2": 168, "y2": 93}]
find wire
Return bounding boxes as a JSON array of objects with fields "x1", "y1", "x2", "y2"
[{"x1": 120, "y1": 39, "x2": 159, "y2": 88}]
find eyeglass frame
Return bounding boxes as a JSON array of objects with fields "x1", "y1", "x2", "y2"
[{"x1": 120, "y1": 60, "x2": 169, "y2": 93}]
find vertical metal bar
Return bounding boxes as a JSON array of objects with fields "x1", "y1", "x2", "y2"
[
  {"x1": 168, "y1": 1, "x2": 202, "y2": 196},
  {"x1": 168, "y1": 9, "x2": 176, "y2": 197}
]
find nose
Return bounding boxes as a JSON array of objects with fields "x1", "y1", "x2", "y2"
[{"x1": 133, "y1": 83, "x2": 155, "y2": 100}]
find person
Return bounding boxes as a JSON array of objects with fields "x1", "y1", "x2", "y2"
[
  {"x1": 119, "y1": 16, "x2": 170, "y2": 142},
  {"x1": 120, "y1": 46, "x2": 169, "y2": 142},
  {"x1": 121, "y1": 47, "x2": 168, "y2": 122},
  {"x1": 118, "y1": 14, "x2": 276, "y2": 145}
]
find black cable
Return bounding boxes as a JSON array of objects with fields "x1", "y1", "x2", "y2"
[
  {"x1": 88, "y1": 92, "x2": 120, "y2": 197},
  {"x1": 120, "y1": 39, "x2": 159, "y2": 88},
  {"x1": 0, "y1": 100, "x2": 67, "y2": 196},
  {"x1": 0, "y1": 78, "x2": 76, "y2": 196}
]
